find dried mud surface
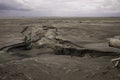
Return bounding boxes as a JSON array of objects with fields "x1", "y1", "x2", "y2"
[{"x1": 0, "y1": 18, "x2": 120, "y2": 80}]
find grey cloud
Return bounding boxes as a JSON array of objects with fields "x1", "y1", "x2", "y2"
[
  {"x1": 0, "y1": 0, "x2": 120, "y2": 17},
  {"x1": 0, "y1": 0, "x2": 30, "y2": 11},
  {"x1": 0, "y1": 3, "x2": 30, "y2": 11},
  {"x1": 97, "y1": 0, "x2": 120, "y2": 12}
]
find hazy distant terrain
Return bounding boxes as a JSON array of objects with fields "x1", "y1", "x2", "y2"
[{"x1": 0, "y1": 17, "x2": 120, "y2": 80}]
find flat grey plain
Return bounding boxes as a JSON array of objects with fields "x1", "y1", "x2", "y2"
[{"x1": 0, "y1": 17, "x2": 120, "y2": 80}]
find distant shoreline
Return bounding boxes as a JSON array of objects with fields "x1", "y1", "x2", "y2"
[{"x1": 0, "y1": 17, "x2": 120, "y2": 19}]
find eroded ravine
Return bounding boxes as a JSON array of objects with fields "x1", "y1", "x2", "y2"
[{"x1": 0, "y1": 25, "x2": 119, "y2": 60}]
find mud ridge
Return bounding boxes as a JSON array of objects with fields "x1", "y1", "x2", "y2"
[{"x1": 0, "y1": 25, "x2": 120, "y2": 58}]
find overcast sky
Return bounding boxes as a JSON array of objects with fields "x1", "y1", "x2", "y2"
[{"x1": 0, "y1": 0, "x2": 120, "y2": 17}]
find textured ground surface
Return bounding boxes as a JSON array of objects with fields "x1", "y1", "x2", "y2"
[{"x1": 0, "y1": 18, "x2": 120, "y2": 80}]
